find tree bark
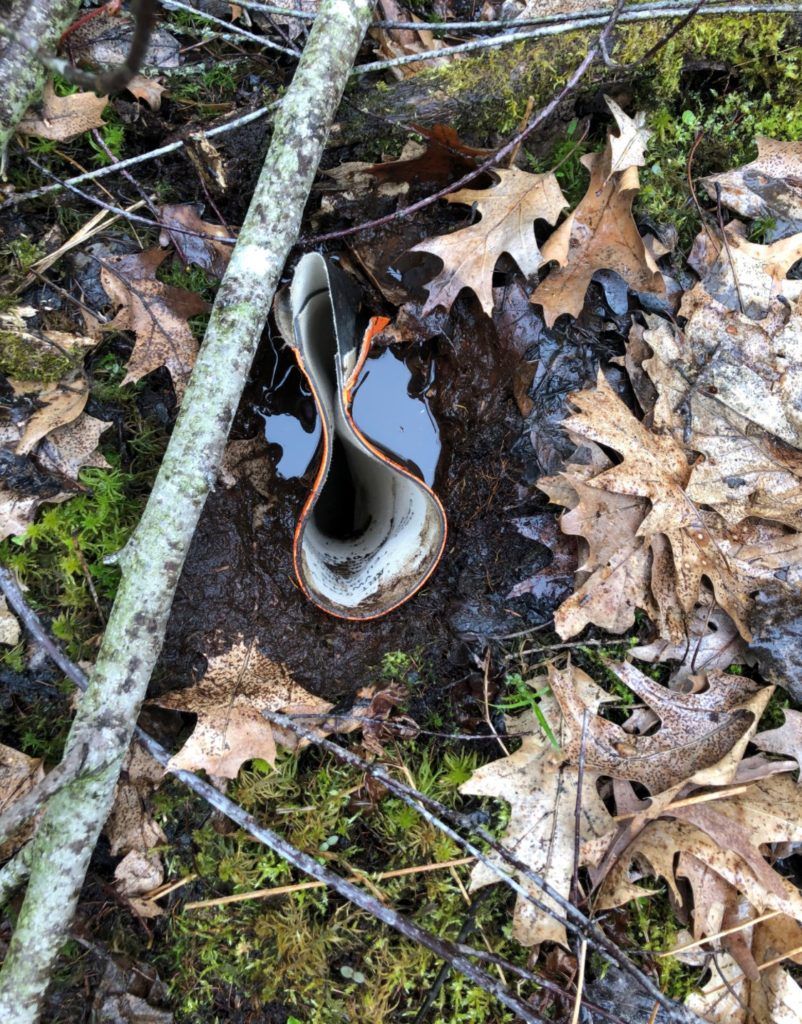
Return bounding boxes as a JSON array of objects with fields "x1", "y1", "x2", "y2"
[
  {"x1": 0, "y1": 1, "x2": 374, "y2": 1019},
  {"x1": 0, "y1": 0, "x2": 82, "y2": 175}
]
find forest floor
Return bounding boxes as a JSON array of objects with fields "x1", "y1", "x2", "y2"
[{"x1": 2, "y1": 2, "x2": 802, "y2": 1023}]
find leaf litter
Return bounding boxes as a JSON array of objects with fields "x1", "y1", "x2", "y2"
[{"x1": 7, "y1": 50, "x2": 802, "y2": 1022}]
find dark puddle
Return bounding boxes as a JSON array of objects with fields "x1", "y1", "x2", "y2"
[
  {"x1": 257, "y1": 341, "x2": 441, "y2": 486},
  {"x1": 159, "y1": 280, "x2": 618, "y2": 704}
]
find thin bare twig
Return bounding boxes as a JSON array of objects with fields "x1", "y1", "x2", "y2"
[
  {"x1": 5, "y1": 104, "x2": 279, "y2": 206},
  {"x1": 159, "y1": 0, "x2": 301, "y2": 57}
]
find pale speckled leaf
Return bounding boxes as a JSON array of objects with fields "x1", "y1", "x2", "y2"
[
  {"x1": 459, "y1": 666, "x2": 615, "y2": 947},
  {"x1": 18, "y1": 80, "x2": 108, "y2": 142},
  {"x1": 752, "y1": 709, "x2": 802, "y2": 778},
  {"x1": 150, "y1": 636, "x2": 332, "y2": 779},
  {"x1": 411, "y1": 167, "x2": 567, "y2": 316}
]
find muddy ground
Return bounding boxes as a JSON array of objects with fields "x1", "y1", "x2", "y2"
[{"x1": 159, "y1": 273, "x2": 625, "y2": 706}]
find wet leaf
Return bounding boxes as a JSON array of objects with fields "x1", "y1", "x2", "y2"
[
  {"x1": 100, "y1": 247, "x2": 208, "y2": 400},
  {"x1": 550, "y1": 660, "x2": 770, "y2": 794},
  {"x1": 752, "y1": 709, "x2": 802, "y2": 777},
  {"x1": 367, "y1": 124, "x2": 492, "y2": 186},
  {"x1": 64, "y1": 11, "x2": 180, "y2": 69},
  {"x1": 105, "y1": 742, "x2": 166, "y2": 897},
  {"x1": 459, "y1": 667, "x2": 615, "y2": 946},
  {"x1": 530, "y1": 155, "x2": 664, "y2": 327},
  {"x1": 158, "y1": 204, "x2": 236, "y2": 280},
  {"x1": 411, "y1": 168, "x2": 568, "y2": 315},
  {"x1": 150, "y1": 636, "x2": 333, "y2": 779},
  {"x1": 702, "y1": 137, "x2": 802, "y2": 241},
  {"x1": 18, "y1": 80, "x2": 107, "y2": 142}
]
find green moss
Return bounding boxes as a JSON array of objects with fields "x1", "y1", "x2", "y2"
[
  {"x1": 0, "y1": 329, "x2": 77, "y2": 383},
  {"x1": 627, "y1": 893, "x2": 698, "y2": 1003}
]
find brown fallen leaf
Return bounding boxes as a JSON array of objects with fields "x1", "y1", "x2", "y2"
[
  {"x1": 371, "y1": 0, "x2": 448, "y2": 79},
  {"x1": 0, "y1": 742, "x2": 44, "y2": 859},
  {"x1": 544, "y1": 372, "x2": 753, "y2": 641},
  {"x1": 64, "y1": 11, "x2": 180, "y2": 69},
  {"x1": 126, "y1": 74, "x2": 165, "y2": 111},
  {"x1": 602, "y1": 95, "x2": 652, "y2": 181},
  {"x1": 752, "y1": 709, "x2": 802, "y2": 777},
  {"x1": 368, "y1": 124, "x2": 492, "y2": 186},
  {"x1": 631, "y1": 592, "x2": 751, "y2": 685},
  {"x1": 105, "y1": 743, "x2": 166, "y2": 868},
  {"x1": 100, "y1": 247, "x2": 209, "y2": 400},
  {"x1": 13, "y1": 376, "x2": 89, "y2": 455},
  {"x1": 593, "y1": 773, "x2": 802, "y2": 925},
  {"x1": 158, "y1": 204, "x2": 236, "y2": 280},
  {"x1": 639, "y1": 314, "x2": 802, "y2": 529},
  {"x1": 530, "y1": 156, "x2": 664, "y2": 327},
  {"x1": 36, "y1": 413, "x2": 112, "y2": 478},
  {"x1": 550, "y1": 660, "x2": 770, "y2": 794},
  {"x1": 460, "y1": 667, "x2": 615, "y2": 947},
  {"x1": 703, "y1": 137, "x2": 802, "y2": 240},
  {"x1": 18, "y1": 80, "x2": 108, "y2": 142},
  {"x1": 411, "y1": 167, "x2": 568, "y2": 316},
  {"x1": 150, "y1": 636, "x2": 333, "y2": 778}
]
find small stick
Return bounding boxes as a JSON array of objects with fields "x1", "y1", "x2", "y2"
[
  {"x1": 482, "y1": 648, "x2": 510, "y2": 756},
  {"x1": 184, "y1": 856, "x2": 475, "y2": 910},
  {"x1": 658, "y1": 909, "x2": 783, "y2": 958},
  {"x1": 613, "y1": 785, "x2": 751, "y2": 821},
  {"x1": 571, "y1": 939, "x2": 588, "y2": 1024}
]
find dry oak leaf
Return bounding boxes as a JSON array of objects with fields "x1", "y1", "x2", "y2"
[
  {"x1": 18, "y1": 80, "x2": 108, "y2": 142},
  {"x1": 702, "y1": 136, "x2": 802, "y2": 241},
  {"x1": 410, "y1": 167, "x2": 568, "y2": 316},
  {"x1": 562, "y1": 372, "x2": 754, "y2": 638},
  {"x1": 100, "y1": 247, "x2": 208, "y2": 400},
  {"x1": 371, "y1": 0, "x2": 447, "y2": 80},
  {"x1": 13, "y1": 376, "x2": 89, "y2": 455},
  {"x1": 753, "y1": 709, "x2": 802, "y2": 777},
  {"x1": 158, "y1": 204, "x2": 236, "y2": 280},
  {"x1": 105, "y1": 743, "x2": 166, "y2": 863},
  {"x1": 150, "y1": 637, "x2": 332, "y2": 779},
  {"x1": 691, "y1": 222, "x2": 802, "y2": 320},
  {"x1": 459, "y1": 666, "x2": 615, "y2": 947},
  {"x1": 602, "y1": 96, "x2": 651, "y2": 181},
  {"x1": 126, "y1": 74, "x2": 165, "y2": 111},
  {"x1": 631, "y1": 591, "x2": 750, "y2": 686},
  {"x1": 638, "y1": 315, "x2": 802, "y2": 530},
  {"x1": 593, "y1": 771, "x2": 802, "y2": 913},
  {"x1": 530, "y1": 154, "x2": 664, "y2": 327}
]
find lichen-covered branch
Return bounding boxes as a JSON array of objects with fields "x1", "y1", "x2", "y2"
[
  {"x1": 0, "y1": 0, "x2": 81, "y2": 176},
  {"x1": 0, "y1": 1, "x2": 373, "y2": 1019}
]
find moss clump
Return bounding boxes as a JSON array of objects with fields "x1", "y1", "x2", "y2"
[
  {"x1": 155, "y1": 738, "x2": 526, "y2": 1024},
  {"x1": 0, "y1": 329, "x2": 77, "y2": 383}
]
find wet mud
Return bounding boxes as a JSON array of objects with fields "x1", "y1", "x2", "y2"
[{"x1": 160, "y1": 279, "x2": 617, "y2": 703}]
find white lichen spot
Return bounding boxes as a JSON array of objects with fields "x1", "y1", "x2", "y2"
[{"x1": 234, "y1": 244, "x2": 274, "y2": 279}]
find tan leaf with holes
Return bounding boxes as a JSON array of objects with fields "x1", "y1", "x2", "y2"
[
  {"x1": 459, "y1": 666, "x2": 615, "y2": 947},
  {"x1": 530, "y1": 156, "x2": 664, "y2": 326},
  {"x1": 150, "y1": 637, "x2": 333, "y2": 778},
  {"x1": 0, "y1": 742, "x2": 44, "y2": 859},
  {"x1": 100, "y1": 247, "x2": 208, "y2": 400},
  {"x1": 411, "y1": 168, "x2": 568, "y2": 315},
  {"x1": 18, "y1": 80, "x2": 108, "y2": 142}
]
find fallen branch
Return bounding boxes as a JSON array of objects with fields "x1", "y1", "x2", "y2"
[
  {"x1": 0, "y1": 572, "x2": 548, "y2": 1024},
  {"x1": 0, "y1": 0, "x2": 82, "y2": 176},
  {"x1": 0, "y1": 1, "x2": 373, "y2": 1019}
]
